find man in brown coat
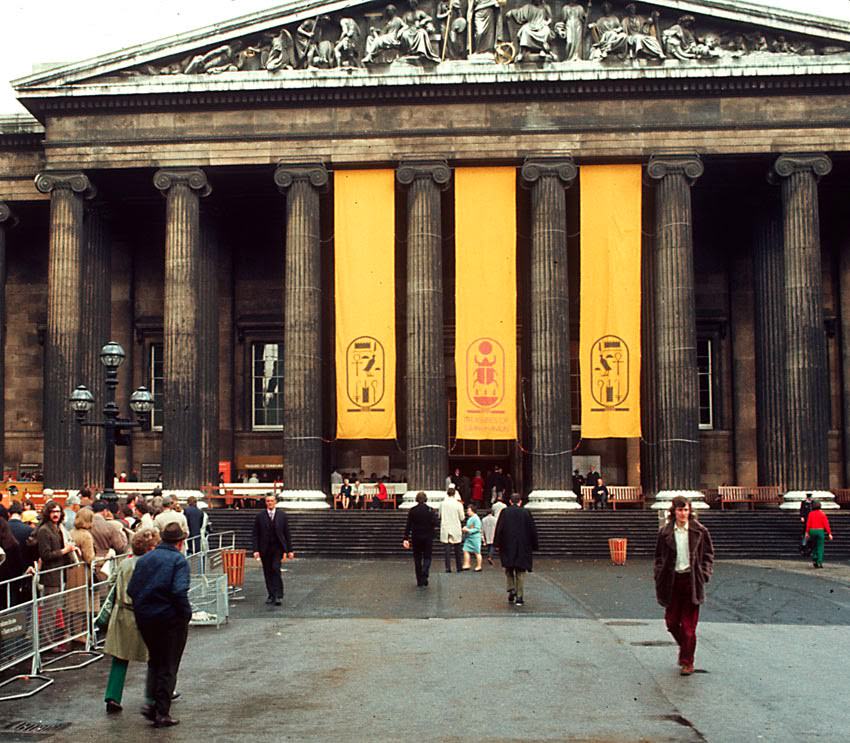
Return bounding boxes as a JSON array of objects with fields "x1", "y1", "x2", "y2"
[{"x1": 653, "y1": 496, "x2": 714, "y2": 676}]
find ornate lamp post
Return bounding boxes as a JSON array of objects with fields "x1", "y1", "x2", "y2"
[{"x1": 69, "y1": 341, "x2": 153, "y2": 502}]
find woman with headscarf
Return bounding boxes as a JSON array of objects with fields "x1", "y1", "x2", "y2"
[{"x1": 103, "y1": 527, "x2": 161, "y2": 714}]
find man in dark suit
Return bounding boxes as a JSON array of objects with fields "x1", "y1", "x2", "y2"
[
  {"x1": 403, "y1": 491, "x2": 438, "y2": 587},
  {"x1": 252, "y1": 494, "x2": 294, "y2": 606},
  {"x1": 183, "y1": 496, "x2": 205, "y2": 554},
  {"x1": 493, "y1": 492, "x2": 538, "y2": 607}
]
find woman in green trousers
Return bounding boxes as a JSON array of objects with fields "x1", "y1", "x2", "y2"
[
  {"x1": 804, "y1": 501, "x2": 833, "y2": 569},
  {"x1": 103, "y1": 527, "x2": 160, "y2": 712}
]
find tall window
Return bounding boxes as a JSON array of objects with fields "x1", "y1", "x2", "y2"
[
  {"x1": 447, "y1": 391, "x2": 511, "y2": 457},
  {"x1": 253, "y1": 342, "x2": 284, "y2": 429},
  {"x1": 149, "y1": 343, "x2": 164, "y2": 430},
  {"x1": 697, "y1": 337, "x2": 714, "y2": 429}
]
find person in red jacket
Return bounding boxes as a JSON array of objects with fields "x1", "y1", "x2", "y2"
[{"x1": 805, "y1": 501, "x2": 833, "y2": 568}]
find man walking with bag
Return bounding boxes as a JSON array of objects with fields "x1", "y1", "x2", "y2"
[{"x1": 403, "y1": 491, "x2": 438, "y2": 587}]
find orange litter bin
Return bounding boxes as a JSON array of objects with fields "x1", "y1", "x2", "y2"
[
  {"x1": 608, "y1": 538, "x2": 628, "y2": 566},
  {"x1": 221, "y1": 549, "x2": 246, "y2": 590}
]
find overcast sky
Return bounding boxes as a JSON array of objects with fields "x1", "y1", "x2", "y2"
[{"x1": 2, "y1": 0, "x2": 850, "y2": 114}]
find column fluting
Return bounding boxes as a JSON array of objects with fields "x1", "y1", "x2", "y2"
[
  {"x1": 154, "y1": 168, "x2": 211, "y2": 492},
  {"x1": 397, "y1": 161, "x2": 450, "y2": 493}
]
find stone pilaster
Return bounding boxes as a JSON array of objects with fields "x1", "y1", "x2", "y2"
[
  {"x1": 199, "y1": 210, "x2": 220, "y2": 490},
  {"x1": 153, "y1": 168, "x2": 210, "y2": 494},
  {"x1": 771, "y1": 154, "x2": 836, "y2": 508},
  {"x1": 640, "y1": 196, "x2": 659, "y2": 498},
  {"x1": 752, "y1": 202, "x2": 787, "y2": 490},
  {"x1": 274, "y1": 163, "x2": 329, "y2": 509},
  {"x1": 646, "y1": 155, "x2": 706, "y2": 508},
  {"x1": 520, "y1": 159, "x2": 580, "y2": 510},
  {"x1": 35, "y1": 172, "x2": 96, "y2": 489},
  {"x1": 397, "y1": 161, "x2": 450, "y2": 506},
  {"x1": 840, "y1": 226, "x2": 850, "y2": 488},
  {"x1": 0, "y1": 203, "x2": 15, "y2": 476},
  {"x1": 79, "y1": 204, "x2": 111, "y2": 491}
]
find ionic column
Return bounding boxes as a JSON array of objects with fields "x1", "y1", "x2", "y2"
[
  {"x1": 35, "y1": 172, "x2": 95, "y2": 489},
  {"x1": 0, "y1": 203, "x2": 15, "y2": 477},
  {"x1": 79, "y1": 204, "x2": 112, "y2": 491},
  {"x1": 752, "y1": 201, "x2": 787, "y2": 490},
  {"x1": 153, "y1": 168, "x2": 210, "y2": 496},
  {"x1": 520, "y1": 159, "x2": 580, "y2": 510},
  {"x1": 771, "y1": 154, "x2": 836, "y2": 508},
  {"x1": 397, "y1": 161, "x2": 450, "y2": 507},
  {"x1": 274, "y1": 164, "x2": 329, "y2": 508},
  {"x1": 646, "y1": 156, "x2": 707, "y2": 509}
]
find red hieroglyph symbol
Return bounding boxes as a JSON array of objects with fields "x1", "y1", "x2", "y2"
[{"x1": 467, "y1": 337, "x2": 504, "y2": 409}]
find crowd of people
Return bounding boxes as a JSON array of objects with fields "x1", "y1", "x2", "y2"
[{"x1": 0, "y1": 489, "x2": 202, "y2": 728}]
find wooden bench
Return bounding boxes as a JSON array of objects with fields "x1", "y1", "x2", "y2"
[
  {"x1": 719, "y1": 486, "x2": 754, "y2": 510},
  {"x1": 580, "y1": 485, "x2": 644, "y2": 509},
  {"x1": 331, "y1": 482, "x2": 405, "y2": 510},
  {"x1": 752, "y1": 486, "x2": 781, "y2": 507}
]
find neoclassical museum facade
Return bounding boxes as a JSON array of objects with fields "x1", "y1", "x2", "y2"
[{"x1": 2, "y1": 0, "x2": 850, "y2": 507}]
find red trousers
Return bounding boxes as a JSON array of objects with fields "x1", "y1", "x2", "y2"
[{"x1": 665, "y1": 572, "x2": 700, "y2": 666}]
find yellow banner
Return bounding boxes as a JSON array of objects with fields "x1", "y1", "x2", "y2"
[
  {"x1": 455, "y1": 167, "x2": 517, "y2": 440},
  {"x1": 579, "y1": 164, "x2": 642, "y2": 438},
  {"x1": 334, "y1": 170, "x2": 397, "y2": 439}
]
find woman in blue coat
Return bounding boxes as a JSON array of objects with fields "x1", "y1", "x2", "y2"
[{"x1": 461, "y1": 504, "x2": 483, "y2": 571}]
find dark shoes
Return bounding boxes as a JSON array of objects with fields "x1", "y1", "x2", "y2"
[
  {"x1": 140, "y1": 705, "x2": 157, "y2": 722},
  {"x1": 274, "y1": 599, "x2": 282, "y2": 606},
  {"x1": 515, "y1": 597, "x2": 525, "y2": 607},
  {"x1": 265, "y1": 596, "x2": 274, "y2": 604},
  {"x1": 105, "y1": 699, "x2": 122, "y2": 713},
  {"x1": 507, "y1": 590, "x2": 516, "y2": 604},
  {"x1": 153, "y1": 715, "x2": 180, "y2": 728}
]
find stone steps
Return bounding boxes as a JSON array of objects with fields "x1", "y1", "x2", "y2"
[{"x1": 207, "y1": 509, "x2": 850, "y2": 560}]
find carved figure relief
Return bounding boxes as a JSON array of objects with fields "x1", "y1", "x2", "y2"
[{"x1": 122, "y1": 0, "x2": 848, "y2": 77}]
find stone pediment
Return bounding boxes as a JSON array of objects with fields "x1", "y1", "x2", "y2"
[{"x1": 12, "y1": 0, "x2": 850, "y2": 108}]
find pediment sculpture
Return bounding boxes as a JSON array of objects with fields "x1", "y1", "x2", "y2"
[{"x1": 123, "y1": 0, "x2": 848, "y2": 76}]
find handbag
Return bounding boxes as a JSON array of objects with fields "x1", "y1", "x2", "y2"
[{"x1": 95, "y1": 583, "x2": 117, "y2": 631}]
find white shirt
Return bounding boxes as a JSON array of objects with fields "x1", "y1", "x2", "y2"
[
  {"x1": 674, "y1": 521, "x2": 690, "y2": 573},
  {"x1": 439, "y1": 496, "x2": 464, "y2": 543},
  {"x1": 154, "y1": 509, "x2": 189, "y2": 536},
  {"x1": 491, "y1": 501, "x2": 507, "y2": 520}
]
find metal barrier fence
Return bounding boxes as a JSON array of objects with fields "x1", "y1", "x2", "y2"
[
  {"x1": 0, "y1": 572, "x2": 52, "y2": 700},
  {"x1": 0, "y1": 529, "x2": 238, "y2": 702}
]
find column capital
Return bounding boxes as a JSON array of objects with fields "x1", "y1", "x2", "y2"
[
  {"x1": 0, "y1": 202, "x2": 17, "y2": 227},
  {"x1": 274, "y1": 163, "x2": 329, "y2": 192},
  {"x1": 771, "y1": 153, "x2": 832, "y2": 183},
  {"x1": 647, "y1": 155, "x2": 704, "y2": 183},
  {"x1": 153, "y1": 168, "x2": 212, "y2": 197},
  {"x1": 520, "y1": 158, "x2": 577, "y2": 187},
  {"x1": 396, "y1": 160, "x2": 451, "y2": 188},
  {"x1": 34, "y1": 171, "x2": 96, "y2": 199}
]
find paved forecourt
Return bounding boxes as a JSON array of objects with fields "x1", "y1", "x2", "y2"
[{"x1": 2, "y1": 557, "x2": 849, "y2": 742}]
